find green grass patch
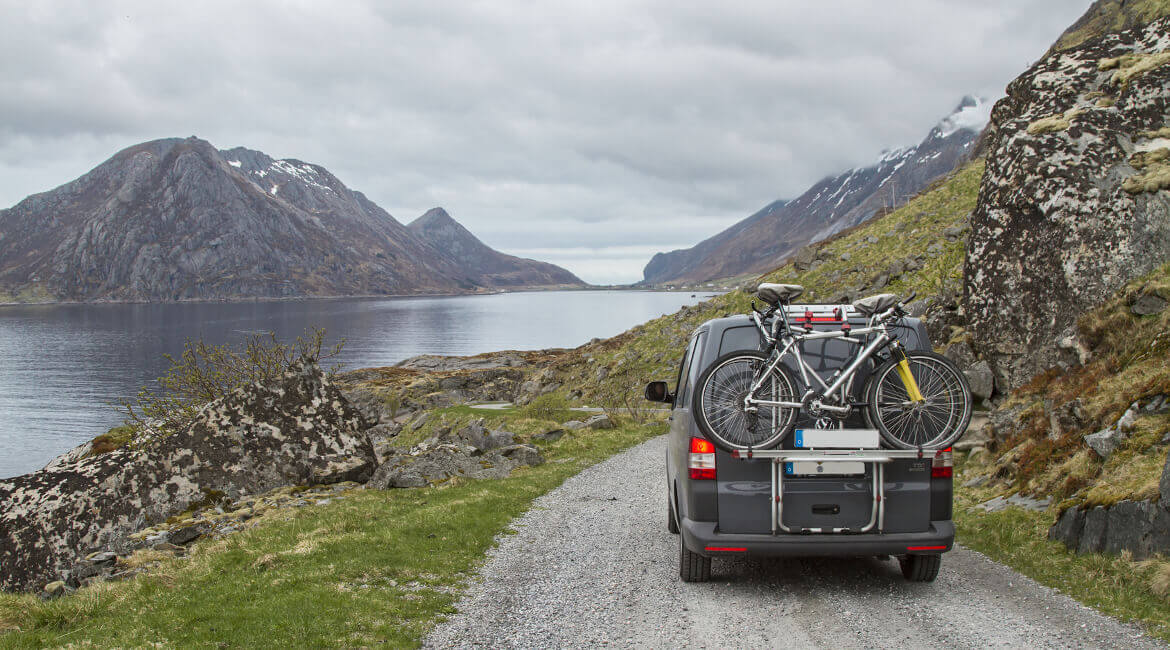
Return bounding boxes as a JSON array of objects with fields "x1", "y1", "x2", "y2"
[
  {"x1": 0, "y1": 415, "x2": 664, "y2": 647},
  {"x1": 956, "y1": 485, "x2": 1170, "y2": 642}
]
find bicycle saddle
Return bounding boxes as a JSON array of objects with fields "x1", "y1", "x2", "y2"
[
  {"x1": 757, "y1": 283, "x2": 804, "y2": 304},
  {"x1": 853, "y1": 293, "x2": 898, "y2": 317}
]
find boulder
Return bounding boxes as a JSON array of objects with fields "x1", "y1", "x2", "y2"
[
  {"x1": 1077, "y1": 506, "x2": 1109, "y2": 554},
  {"x1": 169, "y1": 524, "x2": 206, "y2": 546},
  {"x1": 792, "y1": 246, "x2": 817, "y2": 271},
  {"x1": 965, "y1": 361, "x2": 995, "y2": 401},
  {"x1": 964, "y1": 18, "x2": 1170, "y2": 391},
  {"x1": 0, "y1": 362, "x2": 374, "y2": 593},
  {"x1": 84, "y1": 551, "x2": 117, "y2": 568},
  {"x1": 41, "y1": 581, "x2": 69, "y2": 600},
  {"x1": 498, "y1": 444, "x2": 544, "y2": 467},
  {"x1": 532, "y1": 429, "x2": 566, "y2": 442},
  {"x1": 564, "y1": 420, "x2": 588, "y2": 431},
  {"x1": 584, "y1": 414, "x2": 615, "y2": 430},
  {"x1": 1160, "y1": 446, "x2": 1170, "y2": 504},
  {"x1": 1049, "y1": 507, "x2": 1084, "y2": 546},
  {"x1": 943, "y1": 341, "x2": 977, "y2": 369},
  {"x1": 366, "y1": 439, "x2": 544, "y2": 490},
  {"x1": 1132, "y1": 294, "x2": 1167, "y2": 316},
  {"x1": 1084, "y1": 426, "x2": 1125, "y2": 458},
  {"x1": 1117, "y1": 403, "x2": 1140, "y2": 433}
]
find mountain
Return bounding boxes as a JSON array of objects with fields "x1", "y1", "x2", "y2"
[
  {"x1": 640, "y1": 96, "x2": 989, "y2": 286},
  {"x1": 407, "y1": 208, "x2": 583, "y2": 288},
  {"x1": 0, "y1": 137, "x2": 583, "y2": 302}
]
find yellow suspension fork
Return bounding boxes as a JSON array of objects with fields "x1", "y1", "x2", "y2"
[{"x1": 892, "y1": 344, "x2": 925, "y2": 403}]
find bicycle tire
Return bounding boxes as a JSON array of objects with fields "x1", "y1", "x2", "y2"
[
  {"x1": 692, "y1": 351, "x2": 800, "y2": 452},
  {"x1": 865, "y1": 351, "x2": 971, "y2": 450}
]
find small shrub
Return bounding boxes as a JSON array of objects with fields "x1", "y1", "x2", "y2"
[
  {"x1": 520, "y1": 393, "x2": 573, "y2": 422},
  {"x1": 119, "y1": 328, "x2": 342, "y2": 445}
]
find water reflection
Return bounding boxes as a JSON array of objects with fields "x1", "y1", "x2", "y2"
[{"x1": 0, "y1": 290, "x2": 708, "y2": 477}]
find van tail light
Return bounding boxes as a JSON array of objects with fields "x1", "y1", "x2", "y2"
[
  {"x1": 932, "y1": 448, "x2": 953, "y2": 479},
  {"x1": 689, "y1": 437, "x2": 716, "y2": 480}
]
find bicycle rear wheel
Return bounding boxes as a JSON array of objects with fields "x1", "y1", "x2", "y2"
[
  {"x1": 865, "y1": 351, "x2": 971, "y2": 450},
  {"x1": 693, "y1": 351, "x2": 800, "y2": 452}
]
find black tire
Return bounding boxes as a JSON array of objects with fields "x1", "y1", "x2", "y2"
[
  {"x1": 899, "y1": 553, "x2": 941, "y2": 582},
  {"x1": 679, "y1": 535, "x2": 711, "y2": 582},
  {"x1": 865, "y1": 351, "x2": 972, "y2": 450},
  {"x1": 692, "y1": 351, "x2": 801, "y2": 452},
  {"x1": 667, "y1": 493, "x2": 679, "y2": 534}
]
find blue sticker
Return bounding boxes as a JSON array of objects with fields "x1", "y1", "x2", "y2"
[
  {"x1": 794, "y1": 429, "x2": 804, "y2": 448},
  {"x1": 784, "y1": 462, "x2": 793, "y2": 475}
]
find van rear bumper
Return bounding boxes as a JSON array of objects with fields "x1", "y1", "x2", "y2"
[{"x1": 681, "y1": 518, "x2": 955, "y2": 557}]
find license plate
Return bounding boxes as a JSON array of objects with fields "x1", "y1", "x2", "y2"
[
  {"x1": 793, "y1": 428, "x2": 879, "y2": 449},
  {"x1": 784, "y1": 428, "x2": 878, "y2": 476},
  {"x1": 785, "y1": 460, "x2": 866, "y2": 476}
]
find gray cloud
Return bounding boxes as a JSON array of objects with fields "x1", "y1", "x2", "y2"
[{"x1": 0, "y1": 0, "x2": 1092, "y2": 283}]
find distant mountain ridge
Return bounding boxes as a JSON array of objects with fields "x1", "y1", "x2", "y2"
[
  {"x1": 0, "y1": 137, "x2": 583, "y2": 302},
  {"x1": 641, "y1": 96, "x2": 990, "y2": 285},
  {"x1": 408, "y1": 208, "x2": 581, "y2": 288}
]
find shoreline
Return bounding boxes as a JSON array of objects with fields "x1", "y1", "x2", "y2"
[{"x1": 0, "y1": 284, "x2": 703, "y2": 308}]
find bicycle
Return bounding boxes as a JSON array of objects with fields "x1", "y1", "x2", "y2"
[{"x1": 692, "y1": 282, "x2": 971, "y2": 452}]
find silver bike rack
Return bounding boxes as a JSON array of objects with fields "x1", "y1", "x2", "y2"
[{"x1": 730, "y1": 448, "x2": 933, "y2": 534}]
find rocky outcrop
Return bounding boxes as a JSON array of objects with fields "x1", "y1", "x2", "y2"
[
  {"x1": 407, "y1": 208, "x2": 584, "y2": 289},
  {"x1": 641, "y1": 97, "x2": 987, "y2": 285},
  {"x1": 0, "y1": 362, "x2": 373, "y2": 592},
  {"x1": 366, "y1": 419, "x2": 543, "y2": 489},
  {"x1": 0, "y1": 137, "x2": 581, "y2": 302},
  {"x1": 964, "y1": 18, "x2": 1170, "y2": 390},
  {"x1": 1050, "y1": 494, "x2": 1170, "y2": 561}
]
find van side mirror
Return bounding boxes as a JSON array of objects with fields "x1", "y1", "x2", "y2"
[{"x1": 644, "y1": 381, "x2": 674, "y2": 404}]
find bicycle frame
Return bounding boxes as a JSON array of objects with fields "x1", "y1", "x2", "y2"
[{"x1": 745, "y1": 306, "x2": 898, "y2": 414}]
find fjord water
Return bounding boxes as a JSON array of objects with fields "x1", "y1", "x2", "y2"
[{"x1": 0, "y1": 290, "x2": 708, "y2": 478}]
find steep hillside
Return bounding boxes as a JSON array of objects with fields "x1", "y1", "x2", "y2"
[
  {"x1": 558, "y1": 161, "x2": 985, "y2": 407},
  {"x1": 1050, "y1": 0, "x2": 1170, "y2": 52},
  {"x1": 0, "y1": 138, "x2": 581, "y2": 302},
  {"x1": 407, "y1": 208, "x2": 583, "y2": 289},
  {"x1": 641, "y1": 97, "x2": 987, "y2": 286}
]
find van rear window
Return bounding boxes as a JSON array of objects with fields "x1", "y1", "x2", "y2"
[{"x1": 719, "y1": 326, "x2": 761, "y2": 356}]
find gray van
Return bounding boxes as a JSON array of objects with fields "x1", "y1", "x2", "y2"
[{"x1": 647, "y1": 304, "x2": 955, "y2": 583}]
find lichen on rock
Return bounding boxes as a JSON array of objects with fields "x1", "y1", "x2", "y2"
[
  {"x1": 1123, "y1": 147, "x2": 1170, "y2": 192},
  {"x1": 965, "y1": 17, "x2": 1170, "y2": 390},
  {"x1": 0, "y1": 362, "x2": 373, "y2": 592}
]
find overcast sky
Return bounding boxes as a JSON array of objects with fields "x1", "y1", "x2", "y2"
[{"x1": 0, "y1": 1, "x2": 1092, "y2": 284}]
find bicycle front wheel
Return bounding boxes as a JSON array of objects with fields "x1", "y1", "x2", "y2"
[
  {"x1": 865, "y1": 351, "x2": 971, "y2": 450},
  {"x1": 693, "y1": 351, "x2": 800, "y2": 452}
]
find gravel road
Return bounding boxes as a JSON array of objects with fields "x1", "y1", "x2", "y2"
[{"x1": 425, "y1": 435, "x2": 1165, "y2": 649}]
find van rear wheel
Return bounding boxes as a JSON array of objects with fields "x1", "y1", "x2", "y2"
[
  {"x1": 899, "y1": 553, "x2": 941, "y2": 582},
  {"x1": 679, "y1": 536, "x2": 711, "y2": 582}
]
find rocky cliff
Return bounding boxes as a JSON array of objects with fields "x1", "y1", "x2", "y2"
[
  {"x1": 408, "y1": 207, "x2": 583, "y2": 288},
  {"x1": 964, "y1": 16, "x2": 1170, "y2": 391},
  {"x1": 641, "y1": 97, "x2": 988, "y2": 285},
  {"x1": 0, "y1": 137, "x2": 583, "y2": 302}
]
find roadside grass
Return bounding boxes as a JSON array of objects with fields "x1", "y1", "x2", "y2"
[
  {"x1": 0, "y1": 412, "x2": 665, "y2": 648},
  {"x1": 968, "y1": 261, "x2": 1170, "y2": 507},
  {"x1": 955, "y1": 474, "x2": 1170, "y2": 642}
]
